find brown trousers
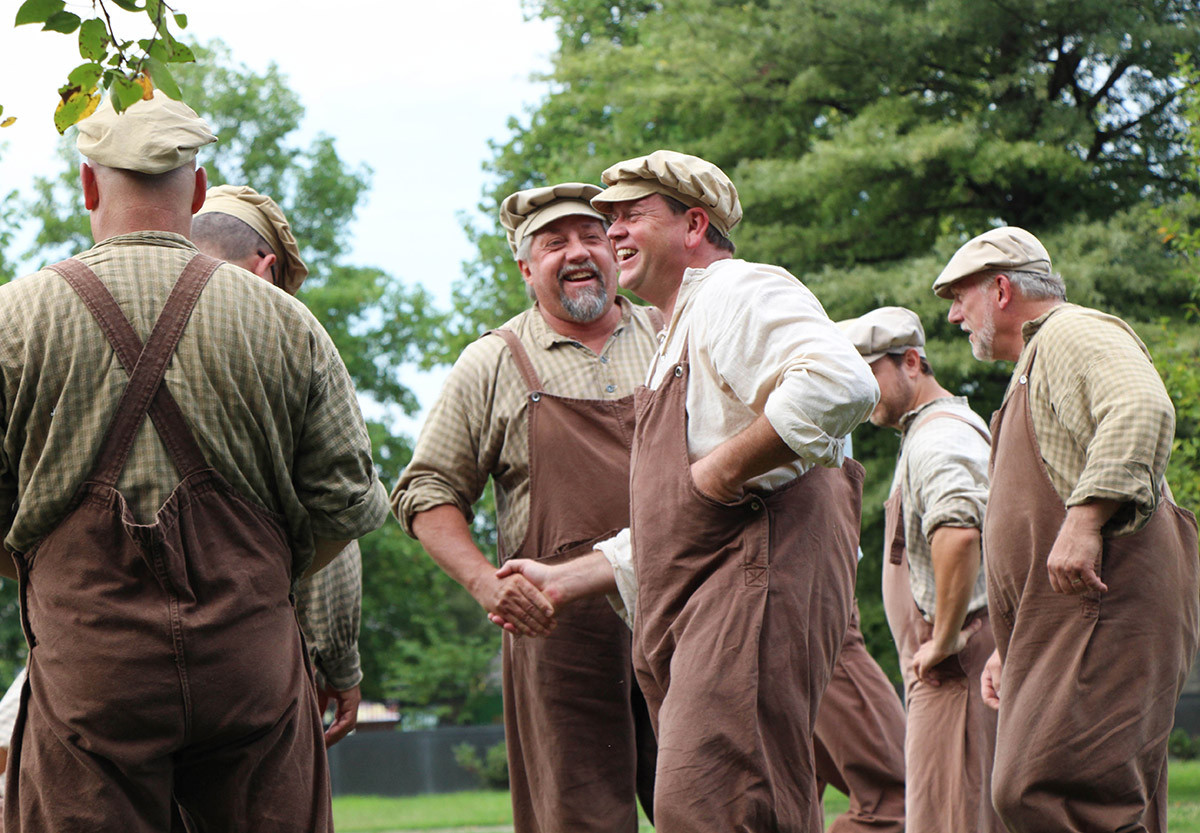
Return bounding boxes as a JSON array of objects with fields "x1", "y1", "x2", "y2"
[
  {"x1": 493, "y1": 330, "x2": 656, "y2": 833},
  {"x1": 985, "y1": 346, "x2": 1200, "y2": 832},
  {"x1": 813, "y1": 605, "x2": 907, "y2": 833},
  {"x1": 629, "y1": 344, "x2": 862, "y2": 832},
  {"x1": 4, "y1": 257, "x2": 330, "y2": 833}
]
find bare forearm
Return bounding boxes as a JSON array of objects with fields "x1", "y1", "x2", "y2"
[
  {"x1": 928, "y1": 525, "x2": 981, "y2": 651},
  {"x1": 411, "y1": 504, "x2": 495, "y2": 602},
  {"x1": 694, "y1": 415, "x2": 798, "y2": 499}
]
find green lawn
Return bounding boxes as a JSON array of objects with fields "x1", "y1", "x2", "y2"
[{"x1": 332, "y1": 760, "x2": 1200, "y2": 832}]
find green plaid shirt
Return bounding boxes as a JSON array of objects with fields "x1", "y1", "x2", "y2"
[
  {"x1": 1006, "y1": 303, "x2": 1175, "y2": 536},
  {"x1": 297, "y1": 541, "x2": 362, "y2": 690},
  {"x1": 0, "y1": 232, "x2": 388, "y2": 576},
  {"x1": 393, "y1": 298, "x2": 659, "y2": 555}
]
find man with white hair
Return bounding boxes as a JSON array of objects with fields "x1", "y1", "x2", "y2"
[
  {"x1": 934, "y1": 226, "x2": 1199, "y2": 832},
  {"x1": 0, "y1": 91, "x2": 388, "y2": 832},
  {"x1": 192, "y1": 185, "x2": 365, "y2": 748},
  {"x1": 495, "y1": 150, "x2": 880, "y2": 832},
  {"x1": 393, "y1": 183, "x2": 659, "y2": 833}
]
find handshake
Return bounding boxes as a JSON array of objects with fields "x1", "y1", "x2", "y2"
[{"x1": 482, "y1": 551, "x2": 617, "y2": 637}]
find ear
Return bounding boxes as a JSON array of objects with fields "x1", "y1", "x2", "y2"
[
  {"x1": 683, "y1": 207, "x2": 709, "y2": 249},
  {"x1": 251, "y1": 252, "x2": 277, "y2": 280},
  {"x1": 517, "y1": 258, "x2": 534, "y2": 284},
  {"x1": 903, "y1": 347, "x2": 923, "y2": 376},
  {"x1": 80, "y1": 163, "x2": 100, "y2": 211},
  {"x1": 190, "y1": 166, "x2": 208, "y2": 215},
  {"x1": 994, "y1": 273, "x2": 1015, "y2": 310}
]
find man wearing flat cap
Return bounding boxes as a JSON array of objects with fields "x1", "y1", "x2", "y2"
[
  {"x1": 0, "y1": 91, "x2": 388, "y2": 832},
  {"x1": 838, "y1": 306, "x2": 1003, "y2": 833},
  {"x1": 494, "y1": 150, "x2": 880, "y2": 831},
  {"x1": 934, "y1": 226, "x2": 1199, "y2": 831},
  {"x1": 192, "y1": 185, "x2": 365, "y2": 749},
  {"x1": 393, "y1": 183, "x2": 659, "y2": 832}
]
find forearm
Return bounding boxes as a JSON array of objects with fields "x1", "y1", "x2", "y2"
[
  {"x1": 1062, "y1": 498, "x2": 1120, "y2": 536},
  {"x1": 700, "y1": 415, "x2": 798, "y2": 492},
  {"x1": 411, "y1": 504, "x2": 495, "y2": 602},
  {"x1": 927, "y1": 525, "x2": 982, "y2": 650}
]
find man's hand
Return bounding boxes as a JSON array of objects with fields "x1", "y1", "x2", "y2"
[
  {"x1": 1046, "y1": 500, "x2": 1117, "y2": 595},
  {"x1": 690, "y1": 454, "x2": 742, "y2": 503},
  {"x1": 475, "y1": 572, "x2": 556, "y2": 637},
  {"x1": 317, "y1": 683, "x2": 361, "y2": 747},
  {"x1": 488, "y1": 553, "x2": 619, "y2": 635},
  {"x1": 488, "y1": 559, "x2": 561, "y2": 636},
  {"x1": 912, "y1": 617, "x2": 983, "y2": 686},
  {"x1": 981, "y1": 649, "x2": 1002, "y2": 710}
]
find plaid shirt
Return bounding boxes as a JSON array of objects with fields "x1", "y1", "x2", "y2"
[
  {"x1": 0, "y1": 232, "x2": 389, "y2": 576},
  {"x1": 393, "y1": 298, "x2": 659, "y2": 555},
  {"x1": 1006, "y1": 303, "x2": 1175, "y2": 536},
  {"x1": 296, "y1": 542, "x2": 362, "y2": 690},
  {"x1": 891, "y1": 397, "x2": 991, "y2": 621}
]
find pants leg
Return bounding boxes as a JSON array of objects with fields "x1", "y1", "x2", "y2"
[{"x1": 813, "y1": 610, "x2": 906, "y2": 833}]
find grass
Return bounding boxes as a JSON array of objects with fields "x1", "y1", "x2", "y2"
[{"x1": 331, "y1": 760, "x2": 1200, "y2": 832}]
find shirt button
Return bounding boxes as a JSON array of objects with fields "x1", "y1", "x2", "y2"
[
  {"x1": 600, "y1": 355, "x2": 609, "y2": 363},
  {"x1": 606, "y1": 384, "x2": 616, "y2": 393},
  {"x1": 1019, "y1": 374, "x2": 1027, "y2": 385}
]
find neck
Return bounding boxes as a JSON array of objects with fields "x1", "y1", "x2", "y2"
[
  {"x1": 908, "y1": 375, "x2": 955, "y2": 414},
  {"x1": 1000, "y1": 298, "x2": 1063, "y2": 361},
  {"x1": 654, "y1": 249, "x2": 732, "y2": 321},
  {"x1": 92, "y1": 208, "x2": 193, "y2": 243},
  {"x1": 538, "y1": 301, "x2": 624, "y2": 354}
]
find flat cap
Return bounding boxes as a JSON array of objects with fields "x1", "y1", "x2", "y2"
[
  {"x1": 837, "y1": 306, "x2": 926, "y2": 364},
  {"x1": 499, "y1": 183, "x2": 607, "y2": 258},
  {"x1": 76, "y1": 90, "x2": 216, "y2": 175},
  {"x1": 591, "y1": 150, "x2": 742, "y2": 236},
  {"x1": 196, "y1": 185, "x2": 309, "y2": 295},
  {"x1": 932, "y1": 226, "x2": 1051, "y2": 298}
]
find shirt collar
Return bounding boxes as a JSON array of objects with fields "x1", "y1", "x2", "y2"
[
  {"x1": 1020, "y1": 302, "x2": 1073, "y2": 345},
  {"x1": 92, "y1": 230, "x2": 199, "y2": 252},
  {"x1": 528, "y1": 295, "x2": 632, "y2": 350},
  {"x1": 898, "y1": 395, "x2": 971, "y2": 434}
]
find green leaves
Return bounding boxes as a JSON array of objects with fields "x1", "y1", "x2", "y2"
[
  {"x1": 14, "y1": 0, "x2": 64, "y2": 26},
  {"x1": 10, "y1": 0, "x2": 195, "y2": 132}
]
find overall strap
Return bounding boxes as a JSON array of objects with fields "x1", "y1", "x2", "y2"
[
  {"x1": 490, "y1": 328, "x2": 543, "y2": 393},
  {"x1": 914, "y1": 410, "x2": 992, "y2": 445},
  {"x1": 50, "y1": 255, "x2": 221, "y2": 486}
]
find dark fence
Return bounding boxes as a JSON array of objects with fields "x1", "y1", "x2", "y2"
[{"x1": 327, "y1": 723, "x2": 505, "y2": 797}]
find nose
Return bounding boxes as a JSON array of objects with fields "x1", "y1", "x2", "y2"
[
  {"x1": 607, "y1": 219, "x2": 625, "y2": 244},
  {"x1": 947, "y1": 300, "x2": 963, "y2": 324},
  {"x1": 564, "y1": 233, "x2": 590, "y2": 261}
]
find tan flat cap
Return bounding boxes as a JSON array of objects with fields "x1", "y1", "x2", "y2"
[
  {"x1": 591, "y1": 150, "x2": 742, "y2": 236},
  {"x1": 837, "y1": 306, "x2": 927, "y2": 364},
  {"x1": 196, "y1": 185, "x2": 309, "y2": 295},
  {"x1": 499, "y1": 183, "x2": 607, "y2": 258},
  {"x1": 76, "y1": 90, "x2": 216, "y2": 175},
  {"x1": 932, "y1": 226, "x2": 1051, "y2": 298}
]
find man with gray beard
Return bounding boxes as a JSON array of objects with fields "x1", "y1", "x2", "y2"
[{"x1": 392, "y1": 184, "x2": 659, "y2": 833}]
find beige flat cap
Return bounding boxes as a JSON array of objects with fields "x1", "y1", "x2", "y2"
[
  {"x1": 932, "y1": 226, "x2": 1051, "y2": 298},
  {"x1": 591, "y1": 150, "x2": 742, "y2": 236},
  {"x1": 499, "y1": 183, "x2": 607, "y2": 258},
  {"x1": 837, "y1": 306, "x2": 927, "y2": 364},
  {"x1": 196, "y1": 185, "x2": 308, "y2": 295},
  {"x1": 76, "y1": 90, "x2": 216, "y2": 175}
]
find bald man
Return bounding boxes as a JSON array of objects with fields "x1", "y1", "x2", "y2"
[{"x1": 0, "y1": 92, "x2": 387, "y2": 832}]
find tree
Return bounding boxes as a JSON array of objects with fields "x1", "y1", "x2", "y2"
[
  {"x1": 8, "y1": 0, "x2": 194, "y2": 131},
  {"x1": 450, "y1": 0, "x2": 1200, "y2": 681}
]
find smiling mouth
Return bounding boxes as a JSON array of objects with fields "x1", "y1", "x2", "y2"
[
  {"x1": 616, "y1": 248, "x2": 637, "y2": 262},
  {"x1": 560, "y1": 268, "x2": 599, "y2": 283}
]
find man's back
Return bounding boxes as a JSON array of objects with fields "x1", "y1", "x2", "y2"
[{"x1": 0, "y1": 231, "x2": 380, "y2": 575}]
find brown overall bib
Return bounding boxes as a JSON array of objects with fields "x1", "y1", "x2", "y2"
[
  {"x1": 629, "y1": 341, "x2": 862, "y2": 832},
  {"x1": 812, "y1": 603, "x2": 907, "y2": 833},
  {"x1": 4, "y1": 257, "x2": 330, "y2": 833},
  {"x1": 985, "y1": 347, "x2": 1200, "y2": 832},
  {"x1": 882, "y1": 411, "x2": 1002, "y2": 833},
  {"x1": 492, "y1": 329, "x2": 656, "y2": 833}
]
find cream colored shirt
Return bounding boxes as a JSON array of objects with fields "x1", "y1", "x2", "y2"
[{"x1": 598, "y1": 258, "x2": 879, "y2": 624}]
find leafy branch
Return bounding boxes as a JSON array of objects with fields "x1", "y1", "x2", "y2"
[{"x1": 5, "y1": 0, "x2": 194, "y2": 132}]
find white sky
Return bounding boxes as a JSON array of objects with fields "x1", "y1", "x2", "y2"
[{"x1": 0, "y1": 0, "x2": 559, "y2": 429}]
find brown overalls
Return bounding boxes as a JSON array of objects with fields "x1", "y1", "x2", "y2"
[
  {"x1": 985, "y1": 346, "x2": 1200, "y2": 833},
  {"x1": 4, "y1": 257, "x2": 330, "y2": 833},
  {"x1": 492, "y1": 329, "x2": 656, "y2": 833},
  {"x1": 881, "y1": 412, "x2": 1002, "y2": 833},
  {"x1": 812, "y1": 603, "x2": 907, "y2": 833},
  {"x1": 629, "y1": 341, "x2": 863, "y2": 832}
]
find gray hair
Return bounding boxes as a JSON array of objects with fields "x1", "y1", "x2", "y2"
[
  {"x1": 995, "y1": 268, "x2": 1066, "y2": 301},
  {"x1": 515, "y1": 234, "x2": 532, "y2": 264}
]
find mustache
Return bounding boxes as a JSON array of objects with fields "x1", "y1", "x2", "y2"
[{"x1": 558, "y1": 260, "x2": 601, "y2": 281}]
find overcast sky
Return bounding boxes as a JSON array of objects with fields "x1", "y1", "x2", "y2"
[{"x1": 0, "y1": 0, "x2": 558, "y2": 423}]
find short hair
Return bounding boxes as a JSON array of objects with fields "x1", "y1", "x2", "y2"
[
  {"x1": 995, "y1": 268, "x2": 1066, "y2": 301},
  {"x1": 515, "y1": 234, "x2": 532, "y2": 264},
  {"x1": 191, "y1": 211, "x2": 272, "y2": 262},
  {"x1": 885, "y1": 350, "x2": 934, "y2": 376},
  {"x1": 660, "y1": 194, "x2": 736, "y2": 254}
]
